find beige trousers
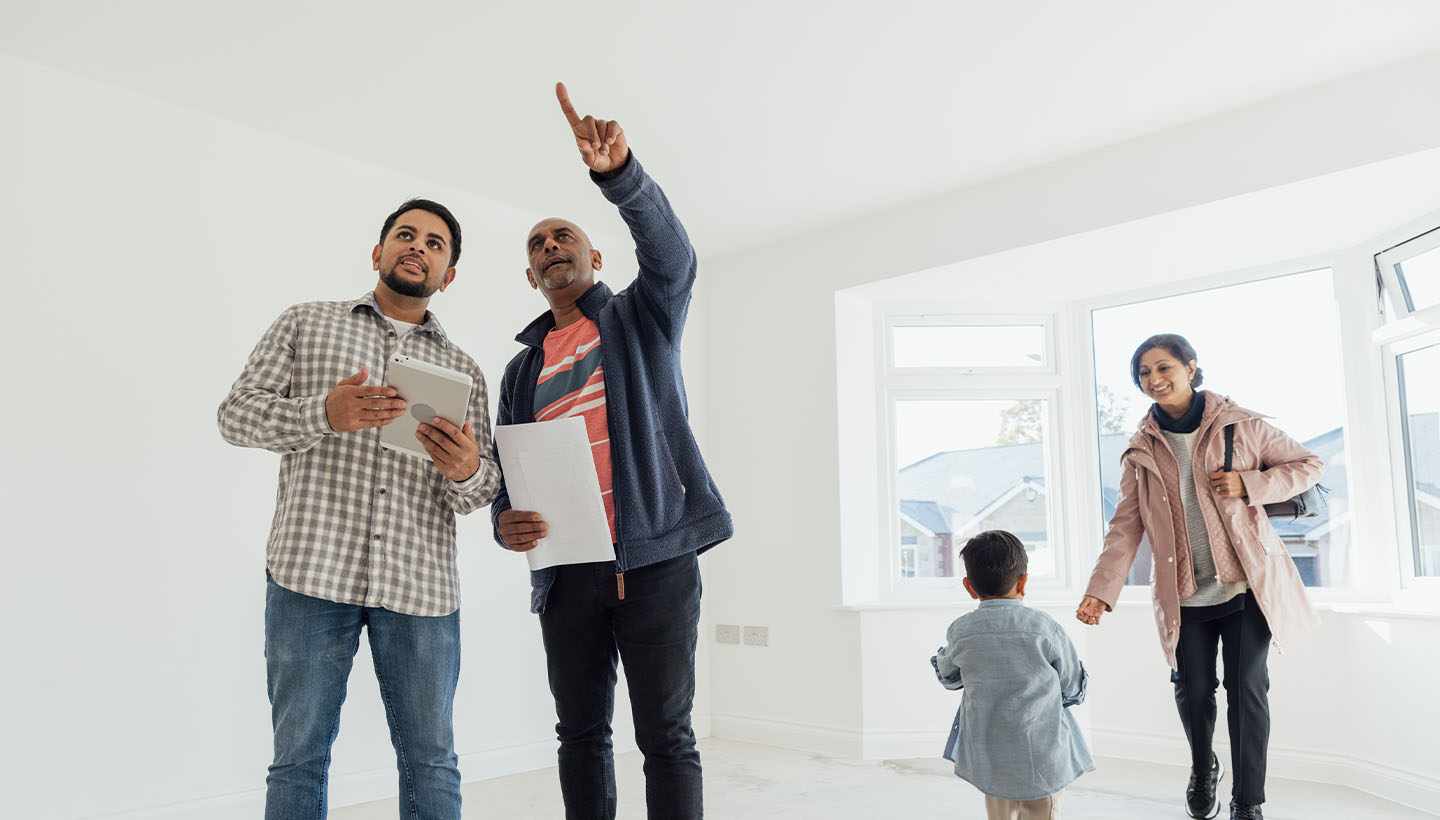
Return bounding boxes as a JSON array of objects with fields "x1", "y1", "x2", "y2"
[{"x1": 984, "y1": 790, "x2": 1062, "y2": 820}]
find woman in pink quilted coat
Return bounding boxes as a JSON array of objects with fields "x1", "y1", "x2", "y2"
[{"x1": 1075, "y1": 333, "x2": 1322, "y2": 820}]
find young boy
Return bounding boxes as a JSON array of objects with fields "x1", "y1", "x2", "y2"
[{"x1": 931, "y1": 530, "x2": 1094, "y2": 820}]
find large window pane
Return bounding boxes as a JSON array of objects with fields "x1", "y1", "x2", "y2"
[
  {"x1": 893, "y1": 325, "x2": 1045, "y2": 368},
  {"x1": 895, "y1": 399, "x2": 1055, "y2": 582},
  {"x1": 1398, "y1": 343, "x2": 1440, "y2": 577},
  {"x1": 1091, "y1": 269, "x2": 1350, "y2": 587}
]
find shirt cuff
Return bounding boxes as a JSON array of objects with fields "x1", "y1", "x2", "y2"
[
  {"x1": 591, "y1": 152, "x2": 643, "y2": 200},
  {"x1": 449, "y1": 463, "x2": 489, "y2": 494},
  {"x1": 301, "y1": 394, "x2": 339, "y2": 438}
]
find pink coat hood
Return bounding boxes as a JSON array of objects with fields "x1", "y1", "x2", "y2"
[{"x1": 1084, "y1": 391, "x2": 1323, "y2": 669}]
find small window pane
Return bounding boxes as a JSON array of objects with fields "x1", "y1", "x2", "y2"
[
  {"x1": 1091, "y1": 269, "x2": 1349, "y2": 587},
  {"x1": 893, "y1": 325, "x2": 1045, "y2": 368},
  {"x1": 1398, "y1": 343, "x2": 1440, "y2": 577},
  {"x1": 1396, "y1": 244, "x2": 1440, "y2": 313},
  {"x1": 895, "y1": 399, "x2": 1055, "y2": 582}
]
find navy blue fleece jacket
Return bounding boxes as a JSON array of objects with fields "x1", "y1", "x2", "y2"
[{"x1": 490, "y1": 155, "x2": 733, "y2": 612}]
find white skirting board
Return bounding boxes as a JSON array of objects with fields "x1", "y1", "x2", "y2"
[
  {"x1": 1090, "y1": 728, "x2": 1440, "y2": 817},
  {"x1": 709, "y1": 713, "x2": 863, "y2": 759}
]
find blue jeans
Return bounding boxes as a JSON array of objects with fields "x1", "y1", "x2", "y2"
[
  {"x1": 263, "y1": 578, "x2": 462, "y2": 820},
  {"x1": 538, "y1": 553, "x2": 703, "y2": 820}
]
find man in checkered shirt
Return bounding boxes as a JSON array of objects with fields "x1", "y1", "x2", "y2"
[{"x1": 218, "y1": 198, "x2": 501, "y2": 820}]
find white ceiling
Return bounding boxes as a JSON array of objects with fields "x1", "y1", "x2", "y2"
[
  {"x1": 850, "y1": 145, "x2": 1440, "y2": 304},
  {"x1": 7, "y1": 1, "x2": 1440, "y2": 258}
]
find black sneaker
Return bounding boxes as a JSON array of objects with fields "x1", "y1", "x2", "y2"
[
  {"x1": 1185, "y1": 752, "x2": 1223, "y2": 819},
  {"x1": 1229, "y1": 801, "x2": 1262, "y2": 820}
]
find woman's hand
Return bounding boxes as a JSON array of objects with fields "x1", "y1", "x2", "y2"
[
  {"x1": 1076, "y1": 595, "x2": 1108, "y2": 626},
  {"x1": 1208, "y1": 470, "x2": 1247, "y2": 498}
]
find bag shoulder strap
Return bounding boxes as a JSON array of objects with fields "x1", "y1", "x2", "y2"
[{"x1": 1223, "y1": 424, "x2": 1235, "y2": 472}]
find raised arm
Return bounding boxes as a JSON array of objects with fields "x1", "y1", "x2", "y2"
[
  {"x1": 555, "y1": 81, "x2": 697, "y2": 341},
  {"x1": 556, "y1": 81, "x2": 629, "y2": 174}
]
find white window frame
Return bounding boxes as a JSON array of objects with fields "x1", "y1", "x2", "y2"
[
  {"x1": 845, "y1": 220, "x2": 1440, "y2": 606},
  {"x1": 877, "y1": 309, "x2": 1070, "y2": 602},
  {"x1": 1384, "y1": 328, "x2": 1440, "y2": 589},
  {"x1": 1376, "y1": 225, "x2": 1440, "y2": 318},
  {"x1": 886, "y1": 314, "x2": 1054, "y2": 374},
  {"x1": 1074, "y1": 256, "x2": 1367, "y2": 602},
  {"x1": 1376, "y1": 223, "x2": 1440, "y2": 592}
]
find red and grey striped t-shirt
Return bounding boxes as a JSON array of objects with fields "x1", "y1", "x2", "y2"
[{"x1": 536, "y1": 317, "x2": 616, "y2": 543}]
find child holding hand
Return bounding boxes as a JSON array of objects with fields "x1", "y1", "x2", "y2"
[{"x1": 932, "y1": 530, "x2": 1095, "y2": 820}]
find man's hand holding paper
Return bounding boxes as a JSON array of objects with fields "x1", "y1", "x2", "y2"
[
  {"x1": 493, "y1": 417, "x2": 615, "y2": 570},
  {"x1": 497, "y1": 510, "x2": 547, "y2": 552}
]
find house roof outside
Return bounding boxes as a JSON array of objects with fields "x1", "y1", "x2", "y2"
[
  {"x1": 897, "y1": 412, "x2": 1440, "y2": 542},
  {"x1": 899, "y1": 499, "x2": 954, "y2": 537}
]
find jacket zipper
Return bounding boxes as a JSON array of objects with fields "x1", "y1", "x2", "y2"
[
  {"x1": 602, "y1": 335, "x2": 626, "y2": 602},
  {"x1": 525, "y1": 311, "x2": 628, "y2": 601}
]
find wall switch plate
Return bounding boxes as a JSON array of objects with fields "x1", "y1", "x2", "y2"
[
  {"x1": 742, "y1": 625, "x2": 769, "y2": 646},
  {"x1": 715, "y1": 624, "x2": 740, "y2": 644}
]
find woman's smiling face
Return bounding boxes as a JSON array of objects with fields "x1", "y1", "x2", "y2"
[{"x1": 1137, "y1": 347, "x2": 1196, "y2": 408}]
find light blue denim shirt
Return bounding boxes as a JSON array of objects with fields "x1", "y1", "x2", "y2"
[{"x1": 931, "y1": 599, "x2": 1095, "y2": 801}]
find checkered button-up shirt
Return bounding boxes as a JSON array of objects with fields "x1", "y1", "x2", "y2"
[{"x1": 218, "y1": 292, "x2": 501, "y2": 616}]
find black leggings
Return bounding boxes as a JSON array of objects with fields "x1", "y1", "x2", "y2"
[{"x1": 1171, "y1": 592, "x2": 1272, "y2": 805}]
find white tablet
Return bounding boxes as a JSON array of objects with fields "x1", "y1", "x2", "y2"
[{"x1": 379, "y1": 355, "x2": 474, "y2": 459}]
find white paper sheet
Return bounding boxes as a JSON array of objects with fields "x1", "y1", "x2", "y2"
[{"x1": 494, "y1": 417, "x2": 614, "y2": 571}]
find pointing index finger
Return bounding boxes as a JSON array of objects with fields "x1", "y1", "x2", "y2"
[{"x1": 556, "y1": 82, "x2": 582, "y2": 127}]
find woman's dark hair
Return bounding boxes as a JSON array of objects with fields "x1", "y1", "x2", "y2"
[
  {"x1": 960, "y1": 530, "x2": 1029, "y2": 597},
  {"x1": 379, "y1": 198, "x2": 462, "y2": 266},
  {"x1": 1130, "y1": 333, "x2": 1203, "y2": 391}
]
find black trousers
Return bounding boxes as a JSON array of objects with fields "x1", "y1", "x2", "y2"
[
  {"x1": 1171, "y1": 592, "x2": 1272, "y2": 806},
  {"x1": 538, "y1": 553, "x2": 703, "y2": 820}
]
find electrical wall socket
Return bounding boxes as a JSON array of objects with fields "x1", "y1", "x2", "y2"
[
  {"x1": 742, "y1": 626, "x2": 769, "y2": 647},
  {"x1": 715, "y1": 624, "x2": 740, "y2": 644}
]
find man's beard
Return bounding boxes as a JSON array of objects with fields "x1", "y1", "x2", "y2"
[
  {"x1": 539, "y1": 269, "x2": 577, "y2": 290},
  {"x1": 381, "y1": 265, "x2": 438, "y2": 298},
  {"x1": 538, "y1": 259, "x2": 578, "y2": 290}
]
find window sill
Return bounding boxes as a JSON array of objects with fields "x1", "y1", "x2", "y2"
[
  {"x1": 836, "y1": 598, "x2": 1440, "y2": 621},
  {"x1": 836, "y1": 598, "x2": 1092, "y2": 613}
]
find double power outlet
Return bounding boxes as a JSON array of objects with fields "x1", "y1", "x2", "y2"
[{"x1": 715, "y1": 624, "x2": 768, "y2": 646}]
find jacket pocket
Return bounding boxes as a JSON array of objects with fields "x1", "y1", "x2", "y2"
[
  {"x1": 1258, "y1": 521, "x2": 1285, "y2": 556},
  {"x1": 619, "y1": 427, "x2": 687, "y2": 538}
]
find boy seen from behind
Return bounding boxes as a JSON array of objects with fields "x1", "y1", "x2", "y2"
[{"x1": 932, "y1": 530, "x2": 1095, "y2": 820}]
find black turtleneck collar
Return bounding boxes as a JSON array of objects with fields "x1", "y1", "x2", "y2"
[{"x1": 1152, "y1": 390, "x2": 1205, "y2": 434}]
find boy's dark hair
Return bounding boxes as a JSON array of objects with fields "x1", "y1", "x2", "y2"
[
  {"x1": 379, "y1": 198, "x2": 462, "y2": 266},
  {"x1": 1129, "y1": 332, "x2": 1203, "y2": 391},
  {"x1": 961, "y1": 530, "x2": 1029, "y2": 597}
]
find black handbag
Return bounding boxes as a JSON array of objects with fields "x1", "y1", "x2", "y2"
[{"x1": 1223, "y1": 424, "x2": 1328, "y2": 520}]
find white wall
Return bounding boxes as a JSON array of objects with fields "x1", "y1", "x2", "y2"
[
  {"x1": 699, "y1": 49, "x2": 1440, "y2": 812},
  {"x1": 0, "y1": 53, "x2": 712, "y2": 820},
  {"x1": 9, "y1": 35, "x2": 1440, "y2": 820}
]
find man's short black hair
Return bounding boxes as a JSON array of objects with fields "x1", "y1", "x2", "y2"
[
  {"x1": 379, "y1": 198, "x2": 462, "y2": 267},
  {"x1": 960, "y1": 530, "x2": 1029, "y2": 597}
]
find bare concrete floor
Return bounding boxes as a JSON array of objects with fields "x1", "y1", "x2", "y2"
[{"x1": 334, "y1": 738, "x2": 1436, "y2": 819}]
